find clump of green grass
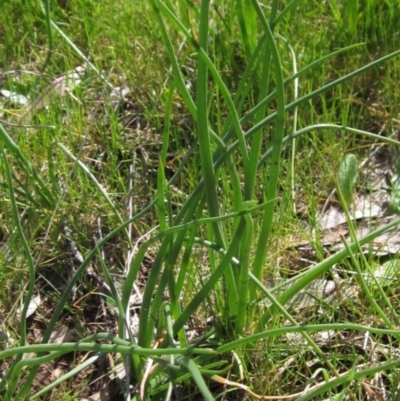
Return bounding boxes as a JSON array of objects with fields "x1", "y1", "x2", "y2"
[{"x1": 0, "y1": 0, "x2": 400, "y2": 400}]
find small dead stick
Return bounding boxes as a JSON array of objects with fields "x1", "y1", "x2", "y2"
[
  {"x1": 140, "y1": 335, "x2": 165, "y2": 401},
  {"x1": 211, "y1": 374, "x2": 300, "y2": 400}
]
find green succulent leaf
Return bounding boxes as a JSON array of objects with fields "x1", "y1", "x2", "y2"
[
  {"x1": 338, "y1": 153, "x2": 358, "y2": 208},
  {"x1": 389, "y1": 160, "x2": 400, "y2": 215}
]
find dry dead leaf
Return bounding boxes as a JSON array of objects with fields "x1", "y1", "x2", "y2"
[
  {"x1": 16, "y1": 294, "x2": 41, "y2": 320},
  {"x1": 47, "y1": 326, "x2": 78, "y2": 344}
]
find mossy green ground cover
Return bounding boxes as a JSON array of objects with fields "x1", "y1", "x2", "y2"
[{"x1": 0, "y1": 1, "x2": 400, "y2": 400}]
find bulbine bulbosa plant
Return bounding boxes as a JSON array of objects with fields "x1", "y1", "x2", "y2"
[{"x1": 1, "y1": 0, "x2": 400, "y2": 400}]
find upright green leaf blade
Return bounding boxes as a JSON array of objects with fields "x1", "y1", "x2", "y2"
[{"x1": 338, "y1": 153, "x2": 358, "y2": 208}]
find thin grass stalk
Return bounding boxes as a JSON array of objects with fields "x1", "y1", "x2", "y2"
[
  {"x1": 29, "y1": 354, "x2": 101, "y2": 400},
  {"x1": 166, "y1": 0, "x2": 192, "y2": 29},
  {"x1": 235, "y1": 208, "x2": 254, "y2": 334},
  {"x1": 143, "y1": 356, "x2": 230, "y2": 397},
  {"x1": 0, "y1": 125, "x2": 54, "y2": 207},
  {"x1": 149, "y1": 0, "x2": 197, "y2": 119},
  {"x1": 245, "y1": 39, "x2": 271, "y2": 307},
  {"x1": 218, "y1": 322, "x2": 400, "y2": 353},
  {"x1": 150, "y1": 266, "x2": 175, "y2": 330},
  {"x1": 161, "y1": 302, "x2": 176, "y2": 400},
  {"x1": 45, "y1": 11, "x2": 112, "y2": 89},
  {"x1": 146, "y1": 359, "x2": 230, "y2": 389},
  {"x1": 207, "y1": 219, "x2": 235, "y2": 320},
  {"x1": 180, "y1": 357, "x2": 215, "y2": 401},
  {"x1": 0, "y1": 175, "x2": 41, "y2": 208},
  {"x1": 97, "y1": 248, "x2": 134, "y2": 361},
  {"x1": 0, "y1": 340, "x2": 215, "y2": 359},
  {"x1": 295, "y1": 361, "x2": 400, "y2": 401},
  {"x1": 39, "y1": 0, "x2": 53, "y2": 76},
  {"x1": 47, "y1": 146, "x2": 60, "y2": 198},
  {"x1": 197, "y1": 0, "x2": 239, "y2": 317},
  {"x1": 175, "y1": 195, "x2": 207, "y2": 298},
  {"x1": 258, "y1": 124, "x2": 400, "y2": 168},
  {"x1": 225, "y1": 154, "x2": 243, "y2": 233},
  {"x1": 236, "y1": 0, "x2": 257, "y2": 58},
  {"x1": 6, "y1": 350, "x2": 66, "y2": 398},
  {"x1": 196, "y1": 0, "x2": 236, "y2": 244},
  {"x1": 271, "y1": 0, "x2": 302, "y2": 28},
  {"x1": 231, "y1": 34, "x2": 267, "y2": 114},
  {"x1": 0, "y1": 150, "x2": 36, "y2": 399},
  {"x1": 137, "y1": 240, "x2": 171, "y2": 347},
  {"x1": 156, "y1": 159, "x2": 168, "y2": 233},
  {"x1": 270, "y1": 0, "x2": 280, "y2": 18},
  {"x1": 136, "y1": 208, "x2": 196, "y2": 348},
  {"x1": 158, "y1": 87, "x2": 184, "y2": 334},
  {"x1": 274, "y1": 33, "x2": 299, "y2": 213},
  {"x1": 246, "y1": 42, "x2": 270, "y2": 201},
  {"x1": 172, "y1": 219, "x2": 246, "y2": 333},
  {"x1": 174, "y1": 205, "x2": 207, "y2": 348},
  {"x1": 244, "y1": 0, "x2": 279, "y2": 200},
  {"x1": 251, "y1": 0, "x2": 286, "y2": 285}
]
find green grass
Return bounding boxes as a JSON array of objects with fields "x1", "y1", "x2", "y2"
[{"x1": 0, "y1": 0, "x2": 400, "y2": 400}]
